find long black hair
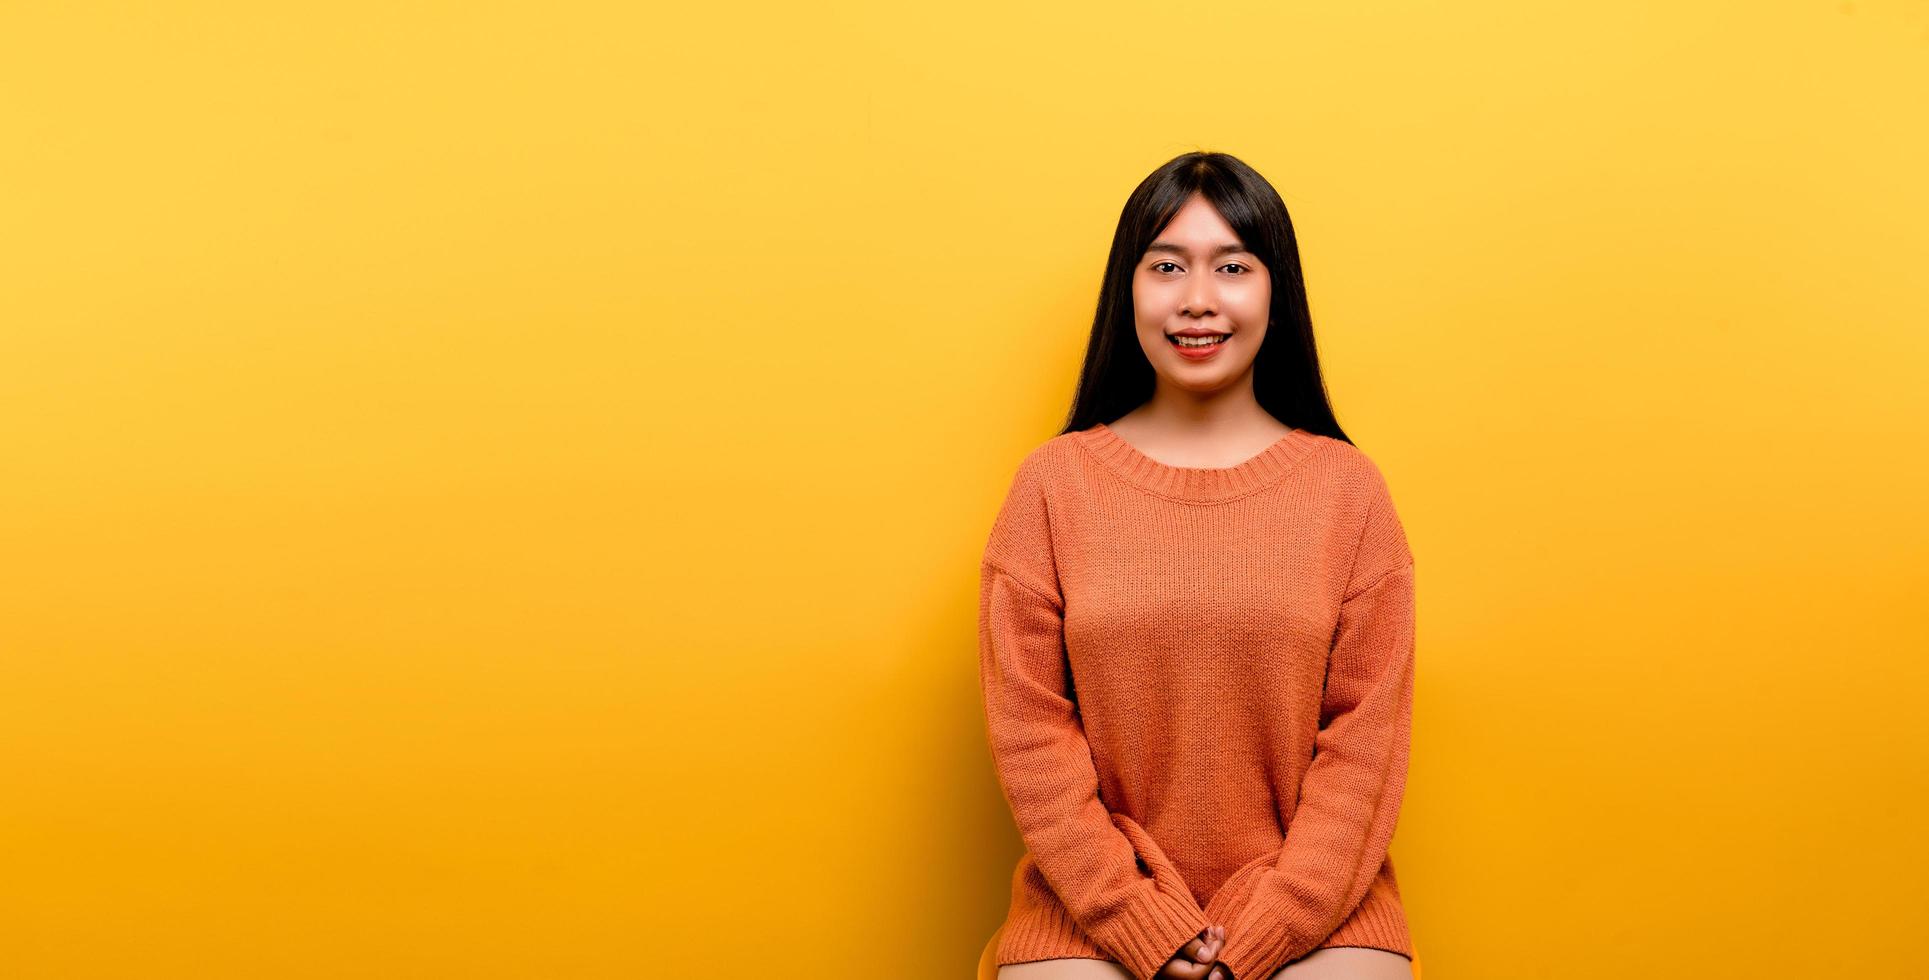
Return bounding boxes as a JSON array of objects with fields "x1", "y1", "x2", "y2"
[{"x1": 1060, "y1": 151, "x2": 1352, "y2": 446}]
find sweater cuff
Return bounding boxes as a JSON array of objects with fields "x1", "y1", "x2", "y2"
[
  {"x1": 1087, "y1": 880, "x2": 1211, "y2": 980},
  {"x1": 1213, "y1": 874, "x2": 1324, "y2": 980}
]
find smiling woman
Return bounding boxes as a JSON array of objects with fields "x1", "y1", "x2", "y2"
[{"x1": 978, "y1": 152, "x2": 1422, "y2": 980}]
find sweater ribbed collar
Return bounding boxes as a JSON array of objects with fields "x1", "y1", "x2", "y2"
[{"x1": 1075, "y1": 422, "x2": 1321, "y2": 504}]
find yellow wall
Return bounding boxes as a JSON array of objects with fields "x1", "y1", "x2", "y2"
[{"x1": 3, "y1": 2, "x2": 1925, "y2": 977}]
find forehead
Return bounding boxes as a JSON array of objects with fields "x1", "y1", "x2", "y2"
[{"x1": 1146, "y1": 195, "x2": 1249, "y2": 255}]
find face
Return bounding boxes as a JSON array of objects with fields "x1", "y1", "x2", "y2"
[{"x1": 1131, "y1": 192, "x2": 1271, "y2": 393}]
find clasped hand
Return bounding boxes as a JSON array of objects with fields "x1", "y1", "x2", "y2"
[{"x1": 1157, "y1": 922, "x2": 1232, "y2": 980}]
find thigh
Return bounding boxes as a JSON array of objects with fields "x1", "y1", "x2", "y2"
[
  {"x1": 1269, "y1": 946, "x2": 1413, "y2": 980},
  {"x1": 998, "y1": 957, "x2": 1135, "y2": 979}
]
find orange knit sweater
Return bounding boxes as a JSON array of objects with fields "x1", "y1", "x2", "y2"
[{"x1": 978, "y1": 422, "x2": 1416, "y2": 980}]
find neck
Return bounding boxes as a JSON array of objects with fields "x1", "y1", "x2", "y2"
[{"x1": 1122, "y1": 387, "x2": 1283, "y2": 441}]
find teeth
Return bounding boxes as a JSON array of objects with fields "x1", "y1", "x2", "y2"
[{"x1": 1172, "y1": 334, "x2": 1227, "y2": 347}]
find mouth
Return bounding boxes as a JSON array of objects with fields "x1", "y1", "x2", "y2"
[
  {"x1": 1165, "y1": 331, "x2": 1231, "y2": 360},
  {"x1": 1166, "y1": 332, "x2": 1231, "y2": 349}
]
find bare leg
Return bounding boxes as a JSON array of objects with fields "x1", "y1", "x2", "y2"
[
  {"x1": 1269, "y1": 946, "x2": 1413, "y2": 980},
  {"x1": 998, "y1": 957, "x2": 1135, "y2": 979}
]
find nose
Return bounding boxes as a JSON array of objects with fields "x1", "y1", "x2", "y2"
[{"x1": 1182, "y1": 273, "x2": 1217, "y2": 316}]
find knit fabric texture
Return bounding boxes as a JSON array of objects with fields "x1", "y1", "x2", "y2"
[{"x1": 978, "y1": 422, "x2": 1416, "y2": 980}]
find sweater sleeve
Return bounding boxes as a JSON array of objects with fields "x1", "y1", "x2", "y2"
[
  {"x1": 978, "y1": 456, "x2": 1211, "y2": 980},
  {"x1": 1209, "y1": 470, "x2": 1417, "y2": 980}
]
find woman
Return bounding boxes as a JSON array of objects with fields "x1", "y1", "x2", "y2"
[{"x1": 981, "y1": 152, "x2": 1419, "y2": 980}]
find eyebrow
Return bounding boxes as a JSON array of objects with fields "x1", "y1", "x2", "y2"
[{"x1": 1145, "y1": 240, "x2": 1252, "y2": 258}]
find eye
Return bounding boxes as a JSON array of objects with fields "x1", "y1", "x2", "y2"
[
  {"x1": 1222, "y1": 263, "x2": 1250, "y2": 275},
  {"x1": 1151, "y1": 261, "x2": 1180, "y2": 273}
]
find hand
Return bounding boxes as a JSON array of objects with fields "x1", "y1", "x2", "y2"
[{"x1": 1155, "y1": 923, "x2": 1234, "y2": 980}]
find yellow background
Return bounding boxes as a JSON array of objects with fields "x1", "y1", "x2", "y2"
[{"x1": 3, "y1": 2, "x2": 1925, "y2": 977}]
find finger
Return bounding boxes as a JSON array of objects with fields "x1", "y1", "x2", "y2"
[
  {"x1": 1191, "y1": 932, "x2": 1217, "y2": 964},
  {"x1": 1161, "y1": 958, "x2": 1211, "y2": 980},
  {"x1": 1157, "y1": 944, "x2": 1198, "y2": 980},
  {"x1": 1194, "y1": 936, "x2": 1218, "y2": 964}
]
